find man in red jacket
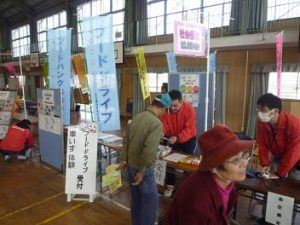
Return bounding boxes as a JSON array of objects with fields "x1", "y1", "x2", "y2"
[
  {"x1": 161, "y1": 90, "x2": 197, "y2": 154},
  {"x1": 0, "y1": 119, "x2": 34, "y2": 162},
  {"x1": 163, "y1": 125, "x2": 254, "y2": 225},
  {"x1": 161, "y1": 90, "x2": 197, "y2": 196},
  {"x1": 256, "y1": 93, "x2": 300, "y2": 179}
]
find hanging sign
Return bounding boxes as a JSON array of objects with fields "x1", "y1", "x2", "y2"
[
  {"x1": 276, "y1": 32, "x2": 283, "y2": 97},
  {"x1": 174, "y1": 20, "x2": 207, "y2": 57},
  {"x1": 82, "y1": 15, "x2": 121, "y2": 131},
  {"x1": 48, "y1": 29, "x2": 72, "y2": 125},
  {"x1": 135, "y1": 48, "x2": 150, "y2": 100}
]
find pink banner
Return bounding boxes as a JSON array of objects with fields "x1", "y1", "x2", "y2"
[
  {"x1": 4, "y1": 63, "x2": 17, "y2": 77},
  {"x1": 276, "y1": 33, "x2": 283, "y2": 97},
  {"x1": 174, "y1": 20, "x2": 207, "y2": 57}
]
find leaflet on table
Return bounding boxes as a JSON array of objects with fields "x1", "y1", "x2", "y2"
[
  {"x1": 102, "y1": 164, "x2": 122, "y2": 193},
  {"x1": 163, "y1": 153, "x2": 187, "y2": 162},
  {"x1": 98, "y1": 132, "x2": 123, "y2": 143}
]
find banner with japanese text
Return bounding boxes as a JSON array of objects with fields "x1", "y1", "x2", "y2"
[
  {"x1": 82, "y1": 15, "x2": 120, "y2": 131},
  {"x1": 209, "y1": 52, "x2": 217, "y2": 73},
  {"x1": 135, "y1": 48, "x2": 150, "y2": 99},
  {"x1": 166, "y1": 51, "x2": 177, "y2": 73},
  {"x1": 276, "y1": 32, "x2": 283, "y2": 97},
  {"x1": 174, "y1": 20, "x2": 207, "y2": 57},
  {"x1": 65, "y1": 124, "x2": 98, "y2": 198},
  {"x1": 48, "y1": 29, "x2": 71, "y2": 125}
]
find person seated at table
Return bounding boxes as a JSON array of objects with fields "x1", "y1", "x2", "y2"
[
  {"x1": 0, "y1": 119, "x2": 34, "y2": 162},
  {"x1": 161, "y1": 90, "x2": 197, "y2": 196},
  {"x1": 256, "y1": 93, "x2": 300, "y2": 180},
  {"x1": 163, "y1": 124, "x2": 254, "y2": 225}
]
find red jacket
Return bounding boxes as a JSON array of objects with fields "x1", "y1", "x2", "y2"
[
  {"x1": 161, "y1": 101, "x2": 196, "y2": 143},
  {"x1": 257, "y1": 111, "x2": 300, "y2": 176},
  {"x1": 164, "y1": 171, "x2": 237, "y2": 225},
  {"x1": 0, "y1": 125, "x2": 34, "y2": 152}
]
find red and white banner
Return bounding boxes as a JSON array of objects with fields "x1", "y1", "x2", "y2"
[{"x1": 276, "y1": 32, "x2": 283, "y2": 97}]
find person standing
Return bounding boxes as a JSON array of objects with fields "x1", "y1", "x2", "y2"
[{"x1": 118, "y1": 94, "x2": 172, "y2": 225}]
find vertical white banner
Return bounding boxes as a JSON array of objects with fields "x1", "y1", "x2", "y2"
[{"x1": 65, "y1": 124, "x2": 98, "y2": 200}]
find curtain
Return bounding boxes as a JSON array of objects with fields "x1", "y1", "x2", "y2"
[
  {"x1": 135, "y1": 0, "x2": 148, "y2": 44},
  {"x1": 229, "y1": 0, "x2": 267, "y2": 34},
  {"x1": 124, "y1": 0, "x2": 135, "y2": 47},
  {"x1": 215, "y1": 66, "x2": 228, "y2": 125},
  {"x1": 116, "y1": 68, "x2": 122, "y2": 109},
  {"x1": 246, "y1": 69, "x2": 269, "y2": 138},
  {"x1": 132, "y1": 72, "x2": 145, "y2": 115},
  {"x1": 246, "y1": 0, "x2": 267, "y2": 32}
]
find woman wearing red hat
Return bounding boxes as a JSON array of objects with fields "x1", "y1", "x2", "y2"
[{"x1": 163, "y1": 125, "x2": 254, "y2": 225}]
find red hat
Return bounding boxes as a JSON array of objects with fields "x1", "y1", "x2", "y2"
[{"x1": 198, "y1": 125, "x2": 255, "y2": 171}]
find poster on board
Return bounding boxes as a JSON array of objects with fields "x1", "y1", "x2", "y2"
[{"x1": 179, "y1": 74, "x2": 200, "y2": 107}]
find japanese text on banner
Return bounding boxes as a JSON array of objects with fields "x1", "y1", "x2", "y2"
[
  {"x1": 82, "y1": 15, "x2": 120, "y2": 131},
  {"x1": 135, "y1": 48, "x2": 150, "y2": 100},
  {"x1": 48, "y1": 29, "x2": 71, "y2": 125}
]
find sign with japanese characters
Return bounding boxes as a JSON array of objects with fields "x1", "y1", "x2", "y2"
[
  {"x1": 135, "y1": 48, "x2": 150, "y2": 100},
  {"x1": 180, "y1": 74, "x2": 200, "y2": 107},
  {"x1": 48, "y1": 29, "x2": 71, "y2": 125},
  {"x1": 276, "y1": 32, "x2": 283, "y2": 97},
  {"x1": 174, "y1": 20, "x2": 207, "y2": 57},
  {"x1": 0, "y1": 91, "x2": 16, "y2": 139},
  {"x1": 166, "y1": 51, "x2": 177, "y2": 73},
  {"x1": 266, "y1": 192, "x2": 294, "y2": 225},
  {"x1": 38, "y1": 89, "x2": 62, "y2": 135},
  {"x1": 154, "y1": 159, "x2": 167, "y2": 186},
  {"x1": 65, "y1": 124, "x2": 98, "y2": 198},
  {"x1": 82, "y1": 15, "x2": 120, "y2": 131}
]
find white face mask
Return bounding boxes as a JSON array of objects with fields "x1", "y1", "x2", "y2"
[{"x1": 258, "y1": 110, "x2": 274, "y2": 123}]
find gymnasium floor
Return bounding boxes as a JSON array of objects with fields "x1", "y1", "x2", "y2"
[{"x1": 0, "y1": 146, "x2": 299, "y2": 225}]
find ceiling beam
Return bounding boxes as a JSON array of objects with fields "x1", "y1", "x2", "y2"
[{"x1": 10, "y1": 0, "x2": 34, "y2": 19}]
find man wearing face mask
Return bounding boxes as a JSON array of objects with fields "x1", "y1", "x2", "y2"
[{"x1": 256, "y1": 93, "x2": 300, "y2": 179}]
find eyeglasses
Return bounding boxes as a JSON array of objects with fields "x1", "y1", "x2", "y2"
[{"x1": 224, "y1": 151, "x2": 251, "y2": 165}]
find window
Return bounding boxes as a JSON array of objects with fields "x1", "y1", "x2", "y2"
[
  {"x1": 268, "y1": 72, "x2": 300, "y2": 99},
  {"x1": 147, "y1": 0, "x2": 232, "y2": 37},
  {"x1": 77, "y1": 0, "x2": 125, "y2": 47},
  {"x1": 268, "y1": 0, "x2": 300, "y2": 21},
  {"x1": 203, "y1": 0, "x2": 232, "y2": 28},
  {"x1": 148, "y1": 73, "x2": 168, "y2": 92},
  {"x1": 37, "y1": 11, "x2": 67, "y2": 53},
  {"x1": 11, "y1": 25, "x2": 30, "y2": 57}
]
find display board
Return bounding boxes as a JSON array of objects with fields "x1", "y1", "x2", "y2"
[
  {"x1": 65, "y1": 123, "x2": 98, "y2": 202},
  {"x1": 168, "y1": 73, "x2": 214, "y2": 135},
  {"x1": 0, "y1": 91, "x2": 17, "y2": 139},
  {"x1": 37, "y1": 88, "x2": 64, "y2": 171}
]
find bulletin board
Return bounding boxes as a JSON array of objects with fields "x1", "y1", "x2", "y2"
[
  {"x1": 37, "y1": 88, "x2": 64, "y2": 171},
  {"x1": 0, "y1": 91, "x2": 17, "y2": 139}
]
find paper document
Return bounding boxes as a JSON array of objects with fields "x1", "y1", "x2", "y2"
[
  {"x1": 102, "y1": 164, "x2": 122, "y2": 193},
  {"x1": 163, "y1": 153, "x2": 187, "y2": 162}
]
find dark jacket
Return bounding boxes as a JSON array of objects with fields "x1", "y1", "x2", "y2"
[{"x1": 164, "y1": 171, "x2": 237, "y2": 225}]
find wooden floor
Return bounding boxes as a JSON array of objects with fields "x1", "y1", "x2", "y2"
[
  {"x1": 0, "y1": 155, "x2": 130, "y2": 225},
  {"x1": 1, "y1": 152, "x2": 299, "y2": 225}
]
